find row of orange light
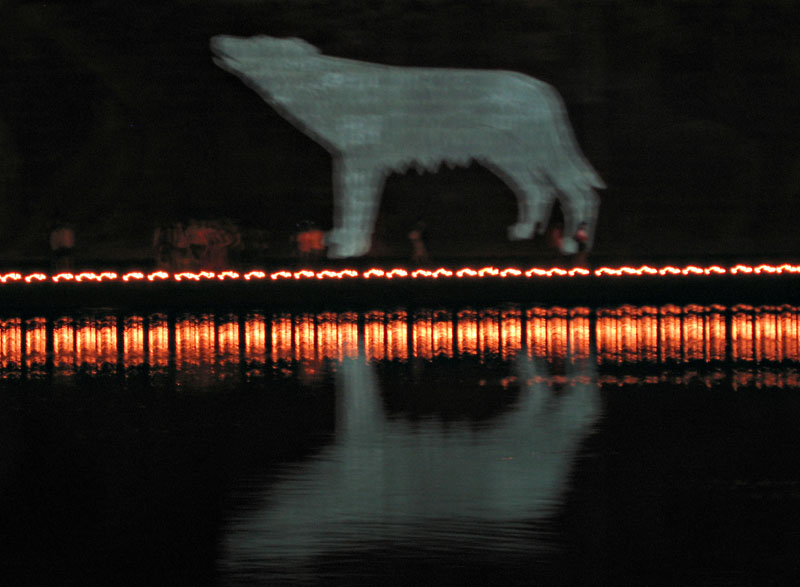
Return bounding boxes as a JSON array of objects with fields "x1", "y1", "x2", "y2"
[
  {"x1": 5, "y1": 305, "x2": 800, "y2": 369},
  {"x1": 1, "y1": 264, "x2": 800, "y2": 284}
]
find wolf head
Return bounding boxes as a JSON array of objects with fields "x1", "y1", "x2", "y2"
[{"x1": 211, "y1": 35, "x2": 319, "y2": 75}]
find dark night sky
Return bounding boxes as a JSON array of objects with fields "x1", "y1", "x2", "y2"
[{"x1": 1, "y1": 0, "x2": 798, "y2": 263}]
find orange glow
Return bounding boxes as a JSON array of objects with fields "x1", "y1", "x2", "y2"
[
  {"x1": 780, "y1": 307, "x2": 800, "y2": 361},
  {"x1": 660, "y1": 305, "x2": 683, "y2": 362},
  {"x1": 596, "y1": 309, "x2": 620, "y2": 364},
  {"x1": 25, "y1": 317, "x2": 47, "y2": 372},
  {"x1": 294, "y1": 314, "x2": 316, "y2": 362},
  {"x1": 731, "y1": 309, "x2": 754, "y2": 362},
  {"x1": 5, "y1": 263, "x2": 800, "y2": 287},
  {"x1": 148, "y1": 313, "x2": 170, "y2": 368},
  {"x1": 175, "y1": 314, "x2": 215, "y2": 380},
  {"x1": 479, "y1": 308, "x2": 501, "y2": 360},
  {"x1": 244, "y1": 313, "x2": 267, "y2": 365},
  {"x1": 218, "y1": 314, "x2": 240, "y2": 367},
  {"x1": 457, "y1": 309, "x2": 478, "y2": 357},
  {"x1": 500, "y1": 308, "x2": 522, "y2": 360},
  {"x1": 271, "y1": 313, "x2": 293, "y2": 363},
  {"x1": 432, "y1": 310, "x2": 453, "y2": 358},
  {"x1": 637, "y1": 306, "x2": 659, "y2": 362},
  {"x1": 74, "y1": 314, "x2": 117, "y2": 373},
  {"x1": 2, "y1": 305, "x2": 800, "y2": 381},
  {"x1": 412, "y1": 310, "x2": 434, "y2": 360},
  {"x1": 569, "y1": 308, "x2": 591, "y2": 360},
  {"x1": 526, "y1": 308, "x2": 548, "y2": 359},
  {"x1": 0, "y1": 318, "x2": 22, "y2": 372},
  {"x1": 546, "y1": 307, "x2": 568, "y2": 361},
  {"x1": 316, "y1": 312, "x2": 339, "y2": 360},
  {"x1": 386, "y1": 311, "x2": 408, "y2": 361},
  {"x1": 123, "y1": 315, "x2": 145, "y2": 367},
  {"x1": 411, "y1": 310, "x2": 453, "y2": 359},
  {"x1": 682, "y1": 305, "x2": 705, "y2": 361},
  {"x1": 338, "y1": 312, "x2": 359, "y2": 359},
  {"x1": 365, "y1": 311, "x2": 385, "y2": 361},
  {"x1": 706, "y1": 307, "x2": 727, "y2": 361}
]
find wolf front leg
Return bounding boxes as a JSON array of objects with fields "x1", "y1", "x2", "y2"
[
  {"x1": 327, "y1": 157, "x2": 387, "y2": 258},
  {"x1": 559, "y1": 186, "x2": 600, "y2": 254}
]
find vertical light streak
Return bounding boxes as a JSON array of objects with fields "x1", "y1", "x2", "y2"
[
  {"x1": 53, "y1": 316, "x2": 75, "y2": 376},
  {"x1": 244, "y1": 313, "x2": 267, "y2": 366},
  {"x1": 479, "y1": 308, "x2": 500, "y2": 360},
  {"x1": 123, "y1": 315, "x2": 146, "y2": 368},
  {"x1": 755, "y1": 308, "x2": 779, "y2": 362},
  {"x1": 316, "y1": 312, "x2": 339, "y2": 361},
  {"x1": 25, "y1": 317, "x2": 47, "y2": 374},
  {"x1": 706, "y1": 306, "x2": 727, "y2": 361},
  {"x1": 547, "y1": 307, "x2": 568, "y2": 361},
  {"x1": 75, "y1": 315, "x2": 118, "y2": 373},
  {"x1": 617, "y1": 306, "x2": 637, "y2": 363},
  {"x1": 75, "y1": 316, "x2": 97, "y2": 373},
  {"x1": 526, "y1": 308, "x2": 548, "y2": 359},
  {"x1": 271, "y1": 313, "x2": 293, "y2": 364},
  {"x1": 638, "y1": 306, "x2": 659, "y2": 362},
  {"x1": 500, "y1": 308, "x2": 521, "y2": 360},
  {"x1": 0, "y1": 318, "x2": 22, "y2": 375},
  {"x1": 731, "y1": 306, "x2": 754, "y2": 362},
  {"x1": 217, "y1": 314, "x2": 240, "y2": 379},
  {"x1": 98, "y1": 314, "x2": 118, "y2": 371},
  {"x1": 175, "y1": 314, "x2": 215, "y2": 382},
  {"x1": 386, "y1": 311, "x2": 408, "y2": 362},
  {"x1": 338, "y1": 312, "x2": 359, "y2": 359},
  {"x1": 780, "y1": 307, "x2": 799, "y2": 361},
  {"x1": 412, "y1": 310, "x2": 433, "y2": 361},
  {"x1": 148, "y1": 313, "x2": 170, "y2": 370},
  {"x1": 595, "y1": 309, "x2": 619, "y2": 364},
  {"x1": 294, "y1": 313, "x2": 316, "y2": 363},
  {"x1": 365, "y1": 311, "x2": 386, "y2": 361},
  {"x1": 660, "y1": 305, "x2": 683, "y2": 362},
  {"x1": 456, "y1": 309, "x2": 478, "y2": 357},
  {"x1": 569, "y1": 308, "x2": 591, "y2": 360},
  {"x1": 432, "y1": 310, "x2": 453, "y2": 358},
  {"x1": 683, "y1": 305, "x2": 706, "y2": 361}
]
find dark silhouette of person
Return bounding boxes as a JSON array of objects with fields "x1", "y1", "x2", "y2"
[
  {"x1": 50, "y1": 221, "x2": 75, "y2": 272},
  {"x1": 408, "y1": 221, "x2": 428, "y2": 264}
]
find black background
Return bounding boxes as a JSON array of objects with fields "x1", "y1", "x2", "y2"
[{"x1": 1, "y1": 0, "x2": 798, "y2": 265}]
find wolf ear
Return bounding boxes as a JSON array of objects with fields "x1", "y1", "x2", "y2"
[{"x1": 285, "y1": 37, "x2": 321, "y2": 55}]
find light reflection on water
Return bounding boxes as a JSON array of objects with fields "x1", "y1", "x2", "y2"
[
  {"x1": 2, "y1": 304, "x2": 800, "y2": 383},
  {"x1": 3, "y1": 304, "x2": 800, "y2": 584}
]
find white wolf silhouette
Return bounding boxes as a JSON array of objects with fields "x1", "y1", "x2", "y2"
[{"x1": 211, "y1": 35, "x2": 604, "y2": 258}]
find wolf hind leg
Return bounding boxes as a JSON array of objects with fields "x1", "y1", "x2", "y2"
[
  {"x1": 486, "y1": 159, "x2": 555, "y2": 240},
  {"x1": 327, "y1": 157, "x2": 386, "y2": 258}
]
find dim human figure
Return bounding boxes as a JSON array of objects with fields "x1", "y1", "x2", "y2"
[
  {"x1": 295, "y1": 221, "x2": 326, "y2": 263},
  {"x1": 49, "y1": 222, "x2": 75, "y2": 272},
  {"x1": 408, "y1": 221, "x2": 428, "y2": 264}
]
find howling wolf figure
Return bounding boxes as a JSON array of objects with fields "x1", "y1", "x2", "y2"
[{"x1": 211, "y1": 35, "x2": 604, "y2": 258}]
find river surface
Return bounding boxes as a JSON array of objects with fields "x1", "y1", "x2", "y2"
[{"x1": 2, "y1": 303, "x2": 800, "y2": 585}]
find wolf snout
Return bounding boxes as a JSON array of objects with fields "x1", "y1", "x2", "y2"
[{"x1": 210, "y1": 35, "x2": 236, "y2": 57}]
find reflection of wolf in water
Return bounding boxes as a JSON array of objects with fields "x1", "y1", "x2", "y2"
[
  {"x1": 221, "y1": 349, "x2": 600, "y2": 573},
  {"x1": 211, "y1": 35, "x2": 604, "y2": 258}
]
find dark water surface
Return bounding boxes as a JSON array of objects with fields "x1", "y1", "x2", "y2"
[{"x1": 2, "y1": 304, "x2": 800, "y2": 586}]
